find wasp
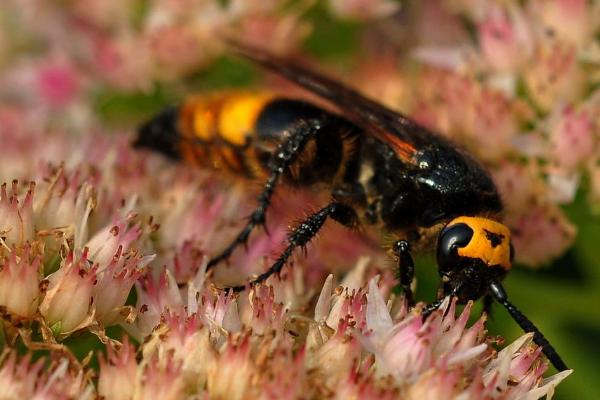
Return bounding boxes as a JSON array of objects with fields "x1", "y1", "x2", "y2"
[{"x1": 134, "y1": 42, "x2": 568, "y2": 372}]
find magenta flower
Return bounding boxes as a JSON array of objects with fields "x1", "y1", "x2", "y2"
[{"x1": 36, "y1": 62, "x2": 81, "y2": 108}]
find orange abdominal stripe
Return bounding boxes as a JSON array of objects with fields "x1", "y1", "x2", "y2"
[
  {"x1": 450, "y1": 216, "x2": 512, "y2": 270},
  {"x1": 180, "y1": 91, "x2": 275, "y2": 147}
]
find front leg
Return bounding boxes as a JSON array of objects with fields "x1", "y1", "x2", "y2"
[{"x1": 393, "y1": 240, "x2": 415, "y2": 307}]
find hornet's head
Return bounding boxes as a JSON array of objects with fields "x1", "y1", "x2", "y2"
[
  {"x1": 134, "y1": 106, "x2": 182, "y2": 160},
  {"x1": 436, "y1": 216, "x2": 513, "y2": 303}
]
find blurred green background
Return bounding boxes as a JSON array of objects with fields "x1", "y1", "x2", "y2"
[{"x1": 94, "y1": 5, "x2": 600, "y2": 399}]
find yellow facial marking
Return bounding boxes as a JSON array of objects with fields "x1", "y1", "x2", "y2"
[
  {"x1": 218, "y1": 92, "x2": 274, "y2": 146},
  {"x1": 451, "y1": 216, "x2": 512, "y2": 270}
]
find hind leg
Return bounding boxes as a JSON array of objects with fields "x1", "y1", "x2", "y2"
[
  {"x1": 225, "y1": 201, "x2": 359, "y2": 292},
  {"x1": 207, "y1": 119, "x2": 323, "y2": 270}
]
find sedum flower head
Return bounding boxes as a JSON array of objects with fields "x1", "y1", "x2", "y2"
[
  {"x1": 0, "y1": 130, "x2": 573, "y2": 398},
  {"x1": 0, "y1": 0, "x2": 584, "y2": 398}
]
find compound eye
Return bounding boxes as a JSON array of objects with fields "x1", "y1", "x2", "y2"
[{"x1": 437, "y1": 223, "x2": 474, "y2": 270}]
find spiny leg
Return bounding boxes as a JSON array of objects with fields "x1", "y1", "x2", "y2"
[
  {"x1": 393, "y1": 240, "x2": 415, "y2": 307},
  {"x1": 225, "y1": 202, "x2": 358, "y2": 292},
  {"x1": 207, "y1": 119, "x2": 323, "y2": 270},
  {"x1": 489, "y1": 281, "x2": 568, "y2": 372}
]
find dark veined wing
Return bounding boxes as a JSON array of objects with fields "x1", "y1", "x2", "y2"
[{"x1": 228, "y1": 40, "x2": 456, "y2": 163}]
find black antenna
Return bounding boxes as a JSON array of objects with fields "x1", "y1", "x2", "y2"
[{"x1": 489, "y1": 281, "x2": 569, "y2": 372}]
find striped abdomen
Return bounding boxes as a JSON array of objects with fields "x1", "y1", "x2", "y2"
[{"x1": 135, "y1": 91, "x2": 361, "y2": 185}]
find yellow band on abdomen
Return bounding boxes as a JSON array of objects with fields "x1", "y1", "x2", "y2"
[{"x1": 217, "y1": 92, "x2": 275, "y2": 147}]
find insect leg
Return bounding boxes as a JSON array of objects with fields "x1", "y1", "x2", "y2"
[
  {"x1": 482, "y1": 293, "x2": 493, "y2": 317},
  {"x1": 489, "y1": 281, "x2": 569, "y2": 371},
  {"x1": 422, "y1": 280, "x2": 465, "y2": 319},
  {"x1": 225, "y1": 201, "x2": 358, "y2": 292},
  {"x1": 207, "y1": 119, "x2": 322, "y2": 270},
  {"x1": 421, "y1": 297, "x2": 447, "y2": 319},
  {"x1": 393, "y1": 240, "x2": 415, "y2": 306}
]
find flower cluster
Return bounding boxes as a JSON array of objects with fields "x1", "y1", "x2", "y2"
[
  {"x1": 0, "y1": 131, "x2": 571, "y2": 398},
  {"x1": 0, "y1": 0, "x2": 585, "y2": 398}
]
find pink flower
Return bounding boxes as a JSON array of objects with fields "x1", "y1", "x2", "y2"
[
  {"x1": 0, "y1": 245, "x2": 41, "y2": 318},
  {"x1": 94, "y1": 245, "x2": 149, "y2": 326},
  {"x1": 131, "y1": 268, "x2": 184, "y2": 339},
  {"x1": 145, "y1": 312, "x2": 212, "y2": 387},
  {"x1": 39, "y1": 249, "x2": 98, "y2": 336},
  {"x1": 200, "y1": 290, "x2": 242, "y2": 342},
  {"x1": 85, "y1": 218, "x2": 142, "y2": 266},
  {"x1": 474, "y1": 334, "x2": 571, "y2": 398},
  {"x1": 137, "y1": 353, "x2": 184, "y2": 400},
  {"x1": 237, "y1": 13, "x2": 310, "y2": 54},
  {"x1": 549, "y1": 105, "x2": 595, "y2": 170},
  {"x1": 507, "y1": 205, "x2": 576, "y2": 266},
  {"x1": 0, "y1": 351, "x2": 92, "y2": 399},
  {"x1": 523, "y1": 44, "x2": 584, "y2": 112},
  {"x1": 0, "y1": 352, "x2": 44, "y2": 399},
  {"x1": 0, "y1": 181, "x2": 35, "y2": 247},
  {"x1": 531, "y1": 0, "x2": 592, "y2": 46},
  {"x1": 478, "y1": 6, "x2": 532, "y2": 72},
  {"x1": 33, "y1": 169, "x2": 94, "y2": 247},
  {"x1": 206, "y1": 334, "x2": 254, "y2": 400},
  {"x1": 171, "y1": 240, "x2": 205, "y2": 284},
  {"x1": 492, "y1": 162, "x2": 545, "y2": 214},
  {"x1": 98, "y1": 338, "x2": 137, "y2": 400},
  {"x1": 94, "y1": 37, "x2": 155, "y2": 92},
  {"x1": 69, "y1": 0, "x2": 134, "y2": 30},
  {"x1": 246, "y1": 284, "x2": 286, "y2": 335},
  {"x1": 36, "y1": 63, "x2": 80, "y2": 107},
  {"x1": 411, "y1": 69, "x2": 523, "y2": 161},
  {"x1": 360, "y1": 280, "x2": 487, "y2": 382},
  {"x1": 147, "y1": 25, "x2": 211, "y2": 80}
]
